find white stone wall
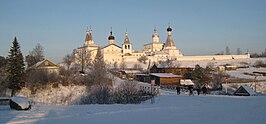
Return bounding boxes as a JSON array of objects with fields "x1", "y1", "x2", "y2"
[
  {"x1": 102, "y1": 45, "x2": 122, "y2": 64},
  {"x1": 175, "y1": 54, "x2": 250, "y2": 61}
]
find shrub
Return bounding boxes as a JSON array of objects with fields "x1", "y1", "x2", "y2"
[
  {"x1": 80, "y1": 81, "x2": 151, "y2": 104},
  {"x1": 253, "y1": 60, "x2": 266, "y2": 68}
]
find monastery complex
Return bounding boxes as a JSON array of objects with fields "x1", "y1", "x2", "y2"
[{"x1": 75, "y1": 26, "x2": 250, "y2": 65}]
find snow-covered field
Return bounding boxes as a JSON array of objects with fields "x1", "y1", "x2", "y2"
[
  {"x1": 1, "y1": 58, "x2": 266, "y2": 124},
  {"x1": 1, "y1": 91, "x2": 266, "y2": 124}
]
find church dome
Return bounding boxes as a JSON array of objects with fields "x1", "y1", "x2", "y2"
[
  {"x1": 108, "y1": 35, "x2": 115, "y2": 40},
  {"x1": 167, "y1": 26, "x2": 172, "y2": 32},
  {"x1": 108, "y1": 31, "x2": 115, "y2": 40}
]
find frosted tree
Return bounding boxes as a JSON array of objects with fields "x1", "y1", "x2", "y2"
[
  {"x1": 87, "y1": 47, "x2": 109, "y2": 86},
  {"x1": 63, "y1": 53, "x2": 74, "y2": 70}
]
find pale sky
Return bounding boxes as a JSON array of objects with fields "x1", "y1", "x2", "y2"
[{"x1": 1, "y1": 0, "x2": 266, "y2": 63}]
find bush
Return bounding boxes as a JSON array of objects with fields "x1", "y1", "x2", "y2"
[
  {"x1": 113, "y1": 81, "x2": 150, "y2": 104},
  {"x1": 81, "y1": 85, "x2": 113, "y2": 104},
  {"x1": 253, "y1": 60, "x2": 266, "y2": 68},
  {"x1": 25, "y1": 70, "x2": 59, "y2": 94},
  {"x1": 80, "y1": 81, "x2": 151, "y2": 104}
]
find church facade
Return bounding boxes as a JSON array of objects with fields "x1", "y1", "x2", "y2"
[{"x1": 74, "y1": 26, "x2": 250, "y2": 65}]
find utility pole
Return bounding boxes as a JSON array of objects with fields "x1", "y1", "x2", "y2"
[
  {"x1": 224, "y1": 77, "x2": 229, "y2": 94},
  {"x1": 254, "y1": 74, "x2": 262, "y2": 93}
]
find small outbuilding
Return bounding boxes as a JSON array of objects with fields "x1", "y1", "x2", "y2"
[
  {"x1": 234, "y1": 85, "x2": 256, "y2": 96},
  {"x1": 150, "y1": 73, "x2": 182, "y2": 86}
]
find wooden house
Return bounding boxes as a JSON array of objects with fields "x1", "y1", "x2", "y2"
[
  {"x1": 118, "y1": 70, "x2": 141, "y2": 79},
  {"x1": 150, "y1": 64, "x2": 193, "y2": 78},
  {"x1": 27, "y1": 59, "x2": 59, "y2": 74},
  {"x1": 135, "y1": 74, "x2": 150, "y2": 82},
  {"x1": 150, "y1": 73, "x2": 182, "y2": 86}
]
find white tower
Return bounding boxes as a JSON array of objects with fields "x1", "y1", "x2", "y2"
[
  {"x1": 122, "y1": 31, "x2": 132, "y2": 55},
  {"x1": 85, "y1": 27, "x2": 94, "y2": 46},
  {"x1": 152, "y1": 27, "x2": 160, "y2": 43}
]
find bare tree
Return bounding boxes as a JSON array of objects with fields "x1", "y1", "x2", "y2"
[
  {"x1": 133, "y1": 63, "x2": 143, "y2": 71},
  {"x1": 63, "y1": 53, "x2": 74, "y2": 70},
  {"x1": 237, "y1": 48, "x2": 242, "y2": 55},
  {"x1": 113, "y1": 62, "x2": 118, "y2": 70},
  {"x1": 25, "y1": 43, "x2": 44, "y2": 67},
  {"x1": 74, "y1": 47, "x2": 91, "y2": 73},
  {"x1": 120, "y1": 58, "x2": 127, "y2": 70},
  {"x1": 211, "y1": 72, "x2": 228, "y2": 90},
  {"x1": 137, "y1": 56, "x2": 148, "y2": 64},
  {"x1": 225, "y1": 46, "x2": 230, "y2": 55}
]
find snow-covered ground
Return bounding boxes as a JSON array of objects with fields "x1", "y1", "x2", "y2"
[
  {"x1": 1, "y1": 58, "x2": 266, "y2": 124},
  {"x1": 1, "y1": 91, "x2": 266, "y2": 124}
]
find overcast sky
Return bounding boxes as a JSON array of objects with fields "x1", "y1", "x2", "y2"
[{"x1": 1, "y1": 0, "x2": 266, "y2": 63}]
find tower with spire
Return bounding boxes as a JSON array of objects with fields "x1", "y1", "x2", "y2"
[
  {"x1": 162, "y1": 25, "x2": 183, "y2": 58},
  {"x1": 152, "y1": 26, "x2": 160, "y2": 43},
  {"x1": 163, "y1": 25, "x2": 176, "y2": 50},
  {"x1": 122, "y1": 31, "x2": 132, "y2": 55},
  {"x1": 144, "y1": 26, "x2": 163, "y2": 54},
  {"x1": 84, "y1": 27, "x2": 95, "y2": 46}
]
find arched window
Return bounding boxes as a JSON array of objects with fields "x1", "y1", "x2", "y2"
[
  {"x1": 125, "y1": 45, "x2": 127, "y2": 49},
  {"x1": 128, "y1": 45, "x2": 130, "y2": 49}
]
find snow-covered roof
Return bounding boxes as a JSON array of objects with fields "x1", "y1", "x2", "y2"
[
  {"x1": 150, "y1": 73, "x2": 180, "y2": 78},
  {"x1": 27, "y1": 59, "x2": 58, "y2": 70},
  {"x1": 242, "y1": 85, "x2": 256, "y2": 95},
  {"x1": 180, "y1": 79, "x2": 194, "y2": 85},
  {"x1": 28, "y1": 59, "x2": 46, "y2": 69},
  {"x1": 234, "y1": 85, "x2": 256, "y2": 96},
  {"x1": 122, "y1": 70, "x2": 141, "y2": 74}
]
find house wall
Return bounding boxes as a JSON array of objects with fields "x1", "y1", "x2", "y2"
[
  {"x1": 160, "y1": 77, "x2": 180, "y2": 86},
  {"x1": 150, "y1": 75, "x2": 181, "y2": 86}
]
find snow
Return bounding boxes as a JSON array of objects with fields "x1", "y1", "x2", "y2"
[
  {"x1": 180, "y1": 79, "x2": 194, "y2": 85},
  {"x1": 1, "y1": 58, "x2": 266, "y2": 123},
  {"x1": 0, "y1": 97, "x2": 10, "y2": 100},
  {"x1": 18, "y1": 85, "x2": 86, "y2": 105},
  {"x1": 150, "y1": 73, "x2": 180, "y2": 78},
  {"x1": 227, "y1": 67, "x2": 266, "y2": 80},
  {"x1": 10, "y1": 96, "x2": 31, "y2": 109},
  {"x1": 1, "y1": 93, "x2": 266, "y2": 124}
]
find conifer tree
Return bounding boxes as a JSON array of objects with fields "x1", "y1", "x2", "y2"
[
  {"x1": 191, "y1": 64, "x2": 212, "y2": 89},
  {"x1": 88, "y1": 47, "x2": 109, "y2": 85},
  {"x1": 6, "y1": 37, "x2": 25, "y2": 96}
]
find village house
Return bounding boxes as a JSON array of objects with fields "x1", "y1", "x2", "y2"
[
  {"x1": 149, "y1": 64, "x2": 194, "y2": 78},
  {"x1": 118, "y1": 70, "x2": 141, "y2": 79},
  {"x1": 150, "y1": 73, "x2": 182, "y2": 86},
  {"x1": 27, "y1": 59, "x2": 59, "y2": 75}
]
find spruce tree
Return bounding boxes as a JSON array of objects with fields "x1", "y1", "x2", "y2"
[
  {"x1": 7, "y1": 37, "x2": 25, "y2": 96},
  {"x1": 88, "y1": 47, "x2": 109, "y2": 86}
]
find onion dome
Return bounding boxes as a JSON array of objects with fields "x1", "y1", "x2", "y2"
[
  {"x1": 167, "y1": 26, "x2": 172, "y2": 32},
  {"x1": 108, "y1": 31, "x2": 115, "y2": 40}
]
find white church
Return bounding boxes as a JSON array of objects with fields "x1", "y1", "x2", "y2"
[{"x1": 74, "y1": 25, "x2": 250, "y2": 65}]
